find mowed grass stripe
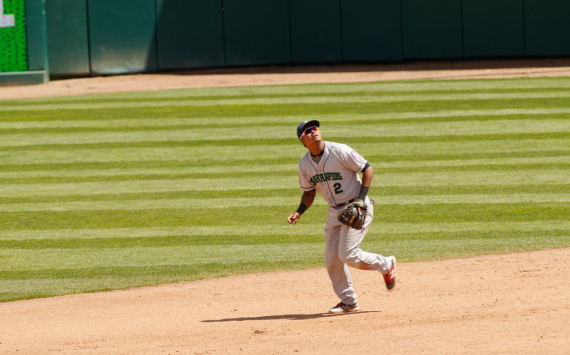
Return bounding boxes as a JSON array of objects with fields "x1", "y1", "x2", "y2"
[
  {"x1": 0, "y1": 234, "x2": 323, "y2": 248},
  {"x1": 2, "y1": 229, "x2": 569, "y2": 250},
  {"x1": 2, "y1": 149, "x2": 569, "y2": 172},
  {"x1": 0, "y1": 260, "x2": 321, "y2": 285},
  {"x1": 0, "y1": 156, "x2": 568, "y2": 181},
  {"x1": 1, "y1": 244, "x2": 323, "y2": 271},
  {"x1": 0, "y1": 176, "x2": 297, "y2": 198},
  {"x1": 1, "y1": 138, "x2": 569, "y2": 166},
  {"x1": 2, "y1": 193, "x2": 570, "y2": 212},
  {"x1": 3, "y1": 133, "x2": 570, "y2": 153},
  {"x1": 2, "y1": 118, "x2": 570, "y2": 148},
  {"x1": 2, "y1": 169, "x2": 570, "y2": 198},
  {"x1": 2, "y1": 203, "x2": 570, "y2": 231},
  {"x1": 3, "y1": 109, "x2": 570, "y2": 132},
  {"x1": 2, "y1": 233, "x2": 569, "y2": 282},
  {"x1": 0, "y1": 197, "x2": 324, "y2": 212},
  {"x1": 5, "y1": 77, "x2": 570, "y2": 106},
  {"x1": 6, "y1": 86, "x2": 570, "y2": 109},
  {"x1": 4, "y1": 90, "x2": 570, "y2": 112},
  {"x1": 3, "y1": 96, "x2": 570, "y2": 122},
  {"x1": 3, "y1": 230, "x2": 570, "y2": 275},
  {"x1": 2, "y1": 161, "x2": 570, "y2": 185},
  {"x1": 3, "y1": 220, "x2": 569, "y2": 241},
  {"x1": 2, "y1": 163, "x2": 569, "y2": 185},
  {"x1": 4, "y1": 184, "x2": 570, "y2": 205},
  {"x1": 0, "y1": 225, "x2": 323, "y2": 241},
  {"x1": 1, "y1": 142, "x2": 570, "y2": 172}
]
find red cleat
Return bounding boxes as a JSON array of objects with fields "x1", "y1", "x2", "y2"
[{"x1": 383, "y1": 256, "x2": 397, "y2": 291}]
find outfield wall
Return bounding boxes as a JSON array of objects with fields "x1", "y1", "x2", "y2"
[{"x1": 34, "y1": 0, "x2": 570, "y2": 78}]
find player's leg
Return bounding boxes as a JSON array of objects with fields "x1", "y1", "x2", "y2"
[
  {"x1": 338, "y1": 199, "x2": 392, "y2": 273},
  {"x1": 324, "y1": 222, "x2": 357, "y2": 306}
]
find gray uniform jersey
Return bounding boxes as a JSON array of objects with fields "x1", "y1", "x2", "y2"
[
  {"x1": 298, "y1": 141, "x2": 367, "y2": 206},
  {"x1": 297, "y1": 141, "x2": 391, "y2": 306}
]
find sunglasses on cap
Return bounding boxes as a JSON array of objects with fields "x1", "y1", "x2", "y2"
[{"x1": 301, "y1": 126, "x2": 318, "y2": 138}]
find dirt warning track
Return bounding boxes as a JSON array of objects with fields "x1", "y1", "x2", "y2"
[{"x1": 2, "y1": 58, "x2": 570, "y2": 100}]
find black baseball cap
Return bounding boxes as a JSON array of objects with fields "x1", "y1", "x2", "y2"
[{"x1": 296, "y1": 120, "x2": 320, "y2": 139}]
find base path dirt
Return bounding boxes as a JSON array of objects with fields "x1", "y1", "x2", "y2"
[
  {"x1": 1, "y1": 248, "x2": 569, "y2": 354},
  {"x1": 1, "y1": 59, "x2": 570, "y2": 354}
]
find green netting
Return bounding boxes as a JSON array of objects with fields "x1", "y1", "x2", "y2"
[{"x1": 0, "y1": 0, "x2": 27, "y2": 73}]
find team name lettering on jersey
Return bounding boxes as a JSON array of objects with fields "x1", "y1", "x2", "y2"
[{"x1": 309, "y1": 172, "x2": 343, "y2": 186}]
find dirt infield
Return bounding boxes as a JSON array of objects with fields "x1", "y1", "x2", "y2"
[
  {"x1": 1, "y1": 59, "x2": 570, "y2": 354},
  {"x1": 2, "y1": 249, "x2": 569, "y2": 354}
]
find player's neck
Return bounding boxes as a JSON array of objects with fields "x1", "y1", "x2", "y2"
[{"x1": 308, "y1": 141, "x2": 325, "y2": 157}]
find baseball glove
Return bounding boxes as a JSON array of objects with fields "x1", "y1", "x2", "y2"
[{"x1": 337, "y1": 199, "x2": 366, "y2": 230}]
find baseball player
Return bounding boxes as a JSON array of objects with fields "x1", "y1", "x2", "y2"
[{"x1": 287, "y1": 120, "x2": 396, "y2": 314}]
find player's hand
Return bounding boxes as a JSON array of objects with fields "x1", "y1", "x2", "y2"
[
  {"x1": 354, "y1": 199, "x2": 365, "y2": 216},
  {"x1": 287, "y1": 212, "x2": 301, "y2": 225}
]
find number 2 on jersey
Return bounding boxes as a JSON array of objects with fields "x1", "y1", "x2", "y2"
[{"x1": 333, "y1": 182, "x2": 343, "y2": 194}]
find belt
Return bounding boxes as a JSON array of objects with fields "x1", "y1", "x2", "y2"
[{"x1": 333, "y1": 199, "x2": 354, "y2": 208}]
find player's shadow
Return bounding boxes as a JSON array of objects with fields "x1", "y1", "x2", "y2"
[{"x1": 202, "y1": 311, "x2": 381, "y2": 322}]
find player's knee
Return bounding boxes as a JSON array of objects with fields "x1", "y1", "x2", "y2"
[{"x1": 338, "y1": 249, "x2": 359, "y2": 266}]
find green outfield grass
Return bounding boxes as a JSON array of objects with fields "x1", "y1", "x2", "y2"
[{"x1": 1, "y1": 77, "x2": 570, "y2": 302}]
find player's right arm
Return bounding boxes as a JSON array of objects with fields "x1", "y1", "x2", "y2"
[{"x1": 287, "y1": 190, "x2": 316, "y2": 225}]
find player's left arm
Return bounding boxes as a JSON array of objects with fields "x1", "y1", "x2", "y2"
[
  {"x1": 339, "y1": 145, "x2": 373, "y2": 209},
  {"x1": 361, "y1": 164, "x2": 374, "y2": 188},
  {"x1": 355, "y1": 164, "x2": 374, "y2": 213}
]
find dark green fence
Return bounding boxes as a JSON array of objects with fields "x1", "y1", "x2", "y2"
[
  {"x1": 462, "y1": 0, "x2": 525, "y2": 58},
  {"x1": 341, "y1": 0, "x2": 402, "y2": 62},
  {"x1": 290, "y1": 0, "x2": 342, "y2": 64},
  {"x1": 156, "y1": 0, "x2": 224, "y2": 70},
  {"x1": 224, "y1": 0, "x2": 291, "y2": 66},
  {"x1": 88, "y1": 0, "x2": 157, "y2": 75},
  {"x1": 402, "y1": 0, "x2": 463, "y2": 59},
  {"x1": 44, "y1": 0, "x2": 570, "y2": 78},
  {"x1": 45, "y1": 0, "x2": 89, "y2": 76},
  {"x1": 524, "y1": 0, "x2": 570, "y2": 56}
]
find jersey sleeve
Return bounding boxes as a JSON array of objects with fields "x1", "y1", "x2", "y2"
[
  {"x1": 298, "y1": 160, "x2": 316, "y2": 192},
  {"x1": 338, "y1": 144, "x2": 368, "y2": 172}
]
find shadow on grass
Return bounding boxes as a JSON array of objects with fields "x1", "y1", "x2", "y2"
[{"x1": 202, "y1": 311, "x2": 381, "y2": 322}]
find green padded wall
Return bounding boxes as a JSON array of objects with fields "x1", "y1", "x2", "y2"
[
  {"x1": 38, "y1": 0, "x2": 570, "y2": 76},
  {"x1": 401, "y1": 0, "x2": 463, "y2": 59},
  {"x1": 88, "y1": 0, "x2": 157, "y2": 74},
  {"x1": 524, "y1": 0, "x2": 570, "y2": 56},
  {"x1": 25, "y1": 0, "x2": 48, "y2": 75},
  {"x1": 462, "y1": 0, "x2": 524, "y2": 58},
  {"x1": 45, "y1": 0, "x2": 89, "y2": 76},
  {"x1": 156, "y1": 0, "x2": 224, "y2": 70},
  {"x1": 289, "y1": 0, "x2": 341, "y2": 64},
  {"x1": 341, "y1": 0, "x2": 402, "y2": 62},
  {"x1": 223, "y1": 0, "x2": 291, "y2": 66}
]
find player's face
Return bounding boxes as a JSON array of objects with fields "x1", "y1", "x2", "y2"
[{"x1": 301, "y1": 126, "x2": 321, "y2": 144}]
